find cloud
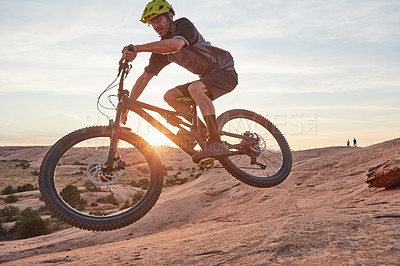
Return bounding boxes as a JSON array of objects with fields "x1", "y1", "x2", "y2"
[
  {"x1": 0, "y1": 0, "x2": 399, "y2": 148},
  {"x1": 187, "y1": 0, "x2": 400, "y2": 44}
]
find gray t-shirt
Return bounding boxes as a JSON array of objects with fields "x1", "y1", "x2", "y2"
[{"x1": 144, "y1": 17, "x2": 235, "y2": 78}]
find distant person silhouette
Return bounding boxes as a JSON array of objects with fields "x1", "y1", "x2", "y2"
[
  {"x1": 347, "y1": 140, "x2": 350, "y2": 147},
  {"x1": 353, "y1": 138, "x2": 357, "y2": 147}
]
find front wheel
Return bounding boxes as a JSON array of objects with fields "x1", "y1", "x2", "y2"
[
  {"x1": 39, "y1": 126, "x2": 163, "y2": 231},
  {"x1": 217, "y1": 109, "x2": 292, "y2": 188}
]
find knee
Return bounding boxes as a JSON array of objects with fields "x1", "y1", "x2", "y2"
[
  {"x1": 164, "y1": 89, "x2": 176, "y2": 104},
  {"x1": 188, "y1": 82, "x2": 206, "y2": 100}
]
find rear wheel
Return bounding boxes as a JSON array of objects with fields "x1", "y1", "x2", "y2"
[
  {"x1": 217, "y1": 109, "x2": 292, "y2": 187},
  {"x1": 39, "y1": 126, "x2": 163, "y2": 231}
]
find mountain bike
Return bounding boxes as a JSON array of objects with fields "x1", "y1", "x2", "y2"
[{"x1": 39, "y1": 60, "x2": 292, "y2": 231}]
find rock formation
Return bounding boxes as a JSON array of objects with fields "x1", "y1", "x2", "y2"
[{"x1": 366, "y1": 159, "x2": 400, "y2": 188}]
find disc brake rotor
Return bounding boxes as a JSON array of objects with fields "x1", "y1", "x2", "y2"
[
  {"x1": 243, "y1": 132, "x2": 266, "y2": 156},
  {"x1": 86, "y1": 155, "x2": 122, "y2": 185},
  {"x1": 251, "y1": 132, "x2": 266, "y2": 154}
]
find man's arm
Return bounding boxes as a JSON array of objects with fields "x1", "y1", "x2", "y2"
[
  {"x1": 134, "y1": 38, "x2": 186, "y2": 55},
  {"x1": 130, "y1": 71, "x2": 154, "y2": 100},
  {"x1": 121, "y1": 71, "x2": 153, "y2": 125},
  {"x1": 121, "y1": 38, "x2": 185, "y2": 62}
]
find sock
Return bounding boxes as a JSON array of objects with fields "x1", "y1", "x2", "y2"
[{"x1": 204, "y1": 115, "x2": 220, "y2": 142}]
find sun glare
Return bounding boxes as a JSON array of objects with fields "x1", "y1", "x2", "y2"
[{"x1": 144, "y1": 126, "x2": 174, "y2": 147}]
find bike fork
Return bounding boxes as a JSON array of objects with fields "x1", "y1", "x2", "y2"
[{"x1": 105, "y1": 106, "x2": 124, "y2": 170}]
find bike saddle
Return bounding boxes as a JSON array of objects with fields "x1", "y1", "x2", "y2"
[{"x1": 176, "y1": 97, "x2": 195, "y2": 105}]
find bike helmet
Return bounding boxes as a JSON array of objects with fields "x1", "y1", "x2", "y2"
[{"x1": 141, "y1": 0, "x2": 175, "y2": 24}]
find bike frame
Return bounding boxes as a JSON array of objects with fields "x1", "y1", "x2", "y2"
[{"x1": 105, "y1": 61, "x2": 257, "y2": 170}]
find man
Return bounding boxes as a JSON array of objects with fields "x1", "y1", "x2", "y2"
[{"x1": 121, "y1": 0, "x2": 238, "y2": 162}]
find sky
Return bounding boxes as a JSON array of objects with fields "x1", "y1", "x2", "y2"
[{"x1": 0, "y1": 0, "x2": 399, "y2": 150}]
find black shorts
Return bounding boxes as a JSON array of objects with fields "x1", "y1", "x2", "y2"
[{"x1": 174, "y1": 69, "x2": 238, "y2": 100}]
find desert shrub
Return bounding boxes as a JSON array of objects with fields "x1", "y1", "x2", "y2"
[
  {"x1": 164, "y1": 178, "x2": 187, "y2": 187},
  {"x1": 120, "y1": 200, "x2": 130, "y2": 210},
  {"x1": 96, "y1": 193, "x2": 118, "y2": 206},
  {"x1": 16, "y1": 161, "x2": 30, "y2": 169},
  {"x1": 105, "y1": 193, "x2": 118, "y2": 206},
  {"x1": 13, "y1": 207, "x2": 49, "y2": 239},
  {"x1": 137, "y1": 166, "x2": 150, "y2": 175},
  {"x1": 1, "y1": 185, "x2": 17, "y2": 195},
  {"x1": 130, "y1": 180, "x2": 140, "y2": 187},
  {"x1": 89, "y1": 210, "x2": 106, "y2": 216},
  {"x1": 31, "y1": 169, "x2": 40, "y2": 176},
  {"x1": 72, "y1": 171, "x2": 84, "y2": 175},
  {"x1": 14, "y1": 160, "x2": 30, "y2": 169},
  {"x1": 4, "y1": 194, "x2": 19, "y2": 203},
  {"x1": 0, "y1": 206, "x2": 21, "y2": 222},
  {"x1": 138, "y1": 178, "x2": 149, "y2": 189},
  {"x1": 84, "y1": 181, "x2": 101, "y2": 192},
  {"x1": 17, "y1": 183, "x2": 36, "y2": 192},
  {"x1": 130, "y1": 178, "x2": 149, "y2": 189},
  {"x1": 131, "y1": 191, "x2": 144, "y2": 206},
  {"x1": 73, "y1": 161, "x2": 86, "y2": 166},
  {"x1": 162, "y1": 165, "x2": 173, "y2": 171},
  {"x1": 60, "y1": 185, "x2": 86, "y2": 209},
  {"x1": 177, "y1": 178, "x2": 187, "y2": 185}
]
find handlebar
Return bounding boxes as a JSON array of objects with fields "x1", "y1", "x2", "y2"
[{"x1": 117, "y1": 60, "x2": 131, "y2": 100}]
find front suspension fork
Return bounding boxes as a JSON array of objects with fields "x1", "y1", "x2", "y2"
[{"x1": 105, "y1": 105, "x2": 124, "y2": 170}]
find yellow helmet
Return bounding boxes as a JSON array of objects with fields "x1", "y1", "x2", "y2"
[{"x1": 140, "y1": 0, "x2": 175, "y2": 24}]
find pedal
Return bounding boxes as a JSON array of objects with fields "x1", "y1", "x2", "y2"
[{"x1": 198, "y1": 158, "x2": 215, "y2": 169}]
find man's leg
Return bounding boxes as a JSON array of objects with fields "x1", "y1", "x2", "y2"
[
  {"x1": 188, "y1": 81, "x2": 220, "y2": 142},
  {"x1": 164, "y1": 88, "x2": 192, "y2": 114},
  {"x1": 188, "y1": 81, "x2": 229, "y2": 162}
]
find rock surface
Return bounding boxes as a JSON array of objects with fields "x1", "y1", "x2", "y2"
[
  {"x1": 366, "y1": 159, "x2": 400, "y2": 188},
  {"x1": 1, "y1": 138, "x2": 400, "y2": 265}
]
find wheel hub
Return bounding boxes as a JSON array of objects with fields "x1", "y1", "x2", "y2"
[
  {"x1": 86, "y1": 155, "x2": 122, "y2": 185},
  {"x1": 243, "y1": 131, "x2": 266, "y2": 156}
]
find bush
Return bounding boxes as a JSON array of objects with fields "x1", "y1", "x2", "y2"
[
  {"x1": 138, "y1": 178, "x2": 149, "y2": 190},
  {"x1": 31, "y1": 170, "x2": 40, "y2": 176},
  {"x1": 13, "y1": 207, "x2": 49, "y2": 239},
  {"x1": 73, "y1": 161, "x2": 86, "y2": 166},
  {"x1": 104, "y1": 193, "x2": 118, "y2": 206},
  {"x1": 84, "y1": 181, "x2": 101, "y2": 192},
  {"x1": 15, "y1": 160, "x2": 30, "y2": 169},
  {"x1": 17, "y1": 183, "x2": 36, "y2": 192},
  {"x1": 89, "y1": 210, "x2": 107, "y2": 216},
  {"x1": 1, "y1": 185, "x2": 17, "y2": 195},
  {"x1": 131, "y1": 191, "x2": 144, "y2": 206},
  {"x1": 137, "y1": 166, "x2": 150, "y2": 175},
  {"x1": 1, "y1": 183, "x2": 38, "y2": 194},
  {"x1": 4, "y1": 194, "x2": 19, "y2": 203},
  {"x1": 96, "y1": 192, "x2": 118, "y2": 206},
  {"x1": 164, "y1": 178, "x2": 188, "y2": 187},
  {"x1": 130, "y1": 178, "x2": 149, "y2": 189},
  {"x1": 60, "y1": 185, "x2": 86, "y2": 209},
  {"x1": 0, "y1": 206, "x2": 21, "y2": 222},
  {"x1": 162, "y1": 165, "x2": 173, "y2": 171},
  {"x1": 120, "y1": 200, "x2": 130, "y2": 210}
]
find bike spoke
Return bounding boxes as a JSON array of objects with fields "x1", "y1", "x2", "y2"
[
  {"x1": 220, "y1": 115, "x2": 284, "y2": 179},
  {"x1": 53, "y1": 137, "x2": 150, "y2": 217}
]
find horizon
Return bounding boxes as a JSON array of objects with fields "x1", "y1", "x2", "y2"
[{"x1": 1, "y1": 0, "x2": 399, "y2": 150}]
